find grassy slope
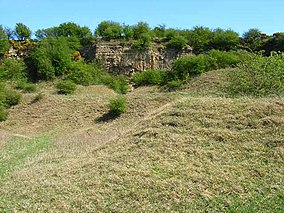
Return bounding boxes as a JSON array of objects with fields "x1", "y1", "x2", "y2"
[{"x1": 0, "y1": 69, "x2": 283, "y2": 212}]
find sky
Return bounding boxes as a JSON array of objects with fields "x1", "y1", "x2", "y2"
[{"x1": 1, "y1": 0, "x2": 283, "y2": 36}]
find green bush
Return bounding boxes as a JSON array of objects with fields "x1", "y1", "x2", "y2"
[
  {"x1": 56, "y1": 80, "x2": 77, "y2": 95},
  {"x1": 0, "y1": 58, "x2": 27, "y2": 81},
  {"x1": 166, "y1": 80, "x2": 184, "y2": 91},
  {"x1": 132, "y1": 70, "x2": 168, "y2": 86},
  {"x1": 0, "y1": 107, "x2": 8, "y2": 122},
  {"x1": 102, "y1": 75, "x2": 128, "y2": 94},
  {"x1": 16, "y1": 81, "x2": 37, "y2": 93},
  {"x1": 172, "y1": 50, "x2": 247, "y2": 80},
  {"x1": 109, "y1": 96, "x2": 127, "y2": 116},
  {"x1": 4, "y1": 89, "x2": 22, "y2": 107},
  {"x1": 172, "y1": 54, "x2": 210, "y2": 80},
  {"x1": 228, "y1": 52, "x2": 284, "y2": 96},
  {"x1": 27, "y1": 37, "x2": 73, "y2": 80},
  {"x1": 207, "y1": 50, "x2": 241, "y2": 70},
  {"x1": 166, "y1": 35, "x2": 188, "y2": 49},
  {"x1": 67, "y1": 62, "x2": 99, "y2": 86}
]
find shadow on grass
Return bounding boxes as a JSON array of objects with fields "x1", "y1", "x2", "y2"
[{"x1": 95, "y1": 112, "x2": 120, "y2": 123}]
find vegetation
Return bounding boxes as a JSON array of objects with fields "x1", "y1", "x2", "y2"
[
  {"x1": 56, "y1": 80, "x2": 77, "y2": 95},
  {"x1": 0, "y1": 20, "x2": 283, "y2": 212},
  {"x1": 172, "y1": 50, "x2": 242, "y2": 80},
  {"x1": 132, "y1": 69, "x2": 168, "y2": 86},
  {"x1": 108, "y1": 95, "x2": 127, "y2": 116},
  {"x1": 14, "y1": 23, "x2": 31, "y2": 40},
  {"x1": 0, "y1": 25, "x2": 9, "y2": 55},
  {"x1": 228, "y1": 52, "x2": 284, "y2": 96},
  {"x1": 0, "y1": 85, "x2": 22, "y2": 121},
  {"x1": 0, "y1": 58, "x2": 27, "y2": 81}
]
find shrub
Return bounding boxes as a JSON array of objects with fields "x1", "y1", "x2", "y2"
[
  {"x1": 172, "y1": 50, "x2": 248, "y2": 81},
  {"x1": 32, "y1": 92, "x2": 44, "y2": 103},
  {"x1": 109, "y1": 96, "x2": 127, "y2": 116},
  {"x1": 166, "y1": 35, "x2": 188, "y2": 49},
  {"x1": 4, "y1": 89, "x2": 22, "y2": 107},
  {"x1": 228, "y1": 52, "x2": 284, "y2": 96},
  {"x1": 166, "y1": 80, "x2": 184, "y2": 91},
  {"x1": 0, "y1": 107, "x2": 8, "y2": 122},
  {"x1": 132, "y1": 70, "x2": 168, "y2": 86},
  {"x1": 15, "y1": 81, "x2": 37, "y2": 93},
  {"x1": 56, "y1": 80, "x2": 77, "y2": 95},
  {"x1": 102, "y1": 75, "x2": 128, "y2": 94},
  {"x1": 67, "y1": 62, "x2": 98, "y2": 86},
  {"x1": 0, "y1": 58, "x2": 27, "y2": 81},
  {"x1": 95, "y1": 21, "x2": 122, "y2": 40},
  {"x1": 207, "y1": 50, "x2": 241, "y2": 70},
  {"x1": 172, "y1": 54, "x2": 210, "y2": 80},
  {"x1": 27, "y1": 37, "x2": 73, "y2": 80}
]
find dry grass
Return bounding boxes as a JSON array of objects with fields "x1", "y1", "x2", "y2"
[{"x1": 0, "y1": 70, "x2": 283, "y2": 212}]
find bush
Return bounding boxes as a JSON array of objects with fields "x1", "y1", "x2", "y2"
[
  {"x1": 67, "y1": 62, "x2": 99, "y2": 86},
  {"x1": 4, "y1": 89, "x2": 22, "y2": 107},
  {"x1": 27, "y1": 37, "x2": 73, "y2": 80},
  {"x1": 207, "y1": 50, "x2": 241, "y2": 70},
  {"x1": 109, "y1": 96, "x2": 127, "y2": 116},
  {"x1": 172, "y1": 54, "x2": 210, "y2": 80},
  {"x1": 166, "y1": 80, "x2": 184, "y2": 91},
  {"x1": 0, "y1": 58, "x2": 27, "y2": 81},
  {"x1": 102, "y1": 75, "x2": 128, "y2": 94},
  {"x1": 15, "y1": 81, "x2": 37, "y2": 93},
  {"x1": 132, "y1": 69, "x2": 168, "y2": 86},
  {"x1": 172, "y1": 50, "x2": 247, "y2": 80},
  {"x1": 0, "y1": 107, "x2": 8, "y2": 122},
  {"x1": 166, "y1": 35, "x2": 188, "y2": 49},
  {"x1": 228, "y1": 52, "x2": 284, "y2": 96},
  {"x1": 56, "y1": 80, "x2": 77, "y2": 95}
]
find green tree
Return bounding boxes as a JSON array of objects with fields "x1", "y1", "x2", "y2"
[
  {"x1": 188, "y1": 26, "x2": 213, "y2": 53},
  {"x1": 243, "y1": 28, "x2": 262, "y2": 41},
  {"x1": 4, "y1": 26, "x2": 14, "y2": 40},
  {"x1": 27, "y1": 37, "x2": 73, "y2": 80},
  {"x1": 132, "y1": 22, "x2": 152, "y2": 39},
  {"x1": 14, "y1": 23, "x2": 31, "y2": 40},
  {"x1": 122, "y1": 24, "x2": 134, "y2": 40},
  {"x1": 57, "y1": 22, "x2": 93, "y2": 45},
  {"x1": 95, "y1": 21, "x2": 122, "y2": 40},
  {"x1": 209, "y1": 28, "x2": 239, "y2": 51},
  {"x1": 153, "y1": 24, "x2": 166, "y2": 39},
  {"x1": 166, "y1": 35, "x2": 187, "y2": 49},
  {"x1": 0, "y1": 25, "x2": 9, "y2": 55}
]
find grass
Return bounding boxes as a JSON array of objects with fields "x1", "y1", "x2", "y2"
[{"x1": 0, "y1": 69, "x2": 283, "y2": 212}]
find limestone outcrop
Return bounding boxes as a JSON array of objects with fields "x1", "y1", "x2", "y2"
[{"x1": 82, "y1": 41, "x2": 192, "y2": 75}]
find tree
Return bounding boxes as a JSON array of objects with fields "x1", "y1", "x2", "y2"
[
  {"x1": 57, "y1": 22, "x2": 93, "y2": 44},
  {"x1": 4, "y1": 27, "x2": 14, "y2": 40},
  {"x1": 15, "y1": 23, "x2": 31, "y2": 40},
  {"x1": 95, "y1": 21, "x2": 122, "y2": 40},
  {"x1": 188, "y1": 26, "x2": 213, "y2": 53},
  {"x1": 132, "y1": 22, "x2": 152, "y2": 39},
  {"x1": 0, "y1": 25, "x2": 9, "y2": 55},
  {"x1": 27, "y1": 37, "x2": 73, "y2": 80},
  {"x1": 209, "y1": 28, "x2": 239, "y2": 51},
  {"x1": 243, "y1": 28, "x2": 262, "y2": 41},
  {"x1": 122, "y1": 24, "x2": 134, "y2": 40}
]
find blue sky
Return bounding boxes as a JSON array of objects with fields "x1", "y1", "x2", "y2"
[{"x1": 1, "y1": 0, "x2": 283, "y2": 36}]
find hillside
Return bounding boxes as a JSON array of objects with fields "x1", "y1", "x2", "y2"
[{"x1": 0, "y1": 69, "x2": 283, "y2": 212}]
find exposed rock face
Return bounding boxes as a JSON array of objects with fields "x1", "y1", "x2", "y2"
[{"x1": 82, "y1": 41, "x2": 192, "y2": 75}]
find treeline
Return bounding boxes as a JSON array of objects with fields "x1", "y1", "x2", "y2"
[{"x1": 1, "y1": 21, "x2": 284, "y2": 54}]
